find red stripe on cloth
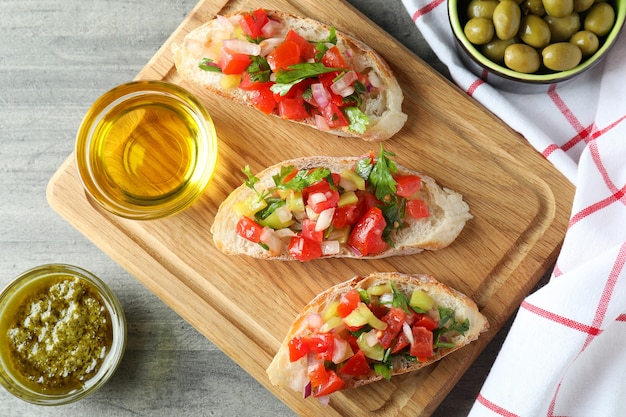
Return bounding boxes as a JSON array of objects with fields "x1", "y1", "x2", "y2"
[
  {"x1": 521, "y1": 301, "x2": 602, "y2": 336},
  {"x1": 589, "y1": 139, "x2": 626, "y2": 201},
  {"x1": 568, "y1": 186, "x2": 626, "y2": 227},
  {"x1": 476, "y1": 393, "x2": 521, "y2": 417},
  {"x1": 548, "y1": 88, "x2": 587, "y2": 140},
  {"x1": 542, "y1": 143, "x2": 560, "y2": 158},
  {"x1": 617, "y1": 314, "x2": 626, "y2": 322},
  {"x1": 582, "y1": 242, "x2": 626, "y2": 349},
  {"x1": 411, "y1": 0, "x2": 445, "y2": 20},
  {"x1": 467, "y1": 77, "x2": 484, "y2": 96}
]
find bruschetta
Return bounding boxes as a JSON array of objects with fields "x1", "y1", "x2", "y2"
[
  {"x1": 210, "y1": 146, "x2": 472, "y2": 261},
  {"x1": 172, "y1": 8, "x2": 407, "y2": 141},
  {"x1": 266, "y1": 272, "x2": 489, "y2": 400}
]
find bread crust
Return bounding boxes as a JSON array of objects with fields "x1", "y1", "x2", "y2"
[
  {"x1": 210, "y1": 156, "x2": 472, "y2": 260},
  {"x1": 266, "y1": 272, "x2": 489, "y2": 392},
  {"x1": 172, "y1": 10, "x2": 408, "y2": 141}
]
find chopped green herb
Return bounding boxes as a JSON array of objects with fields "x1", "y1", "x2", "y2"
[
  {"x1": 390, "y1": 281, "x2": 411, "y2": 313},
  {"x1": 373, "y1": 362, "x2": 391, "y2": 380},
  {"x1": 199, "y1": 58, "x2": 222, "y2": 72},
  {"x1": 273, "y1": 166, "x2": 332, "y2": 192},
  {"x1": 357, "y1": 288, "x2": 370, "y2": 304},
  {"x1": 344, "y1": 106, "x2": 369, "y2": 135},
  {"x1": 247, "y1": 56, "x2": 271, "y2": 82},
  {"x1": 275, "y1": 63, "x2": 347, "y2": 85},
  {"x1": 369, "y1": 144, "x2": 398, "y2": 201}
]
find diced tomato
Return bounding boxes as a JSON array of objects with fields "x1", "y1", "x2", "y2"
[
  {"x1": 336, "y1": 289, "x2": 361, "y2": 318},
  {"x1": 238, "y1": 72, "x2": 273, "y2": 91},
  {"x1": 358, "y1": 191, "x2": 381, "y2": 212},
  {"x1": 395, "y1": 174, "x2": 422, "y2": 198},
  {"x1": 240, "y1": 8, "x2": 270, "y2": 39},
  {"x1": 332, "y1": 202, "x2": 363, "y2": 229},
  {"x1": 321, "y1": 45, "x2": 347, "y2": 69},
  {"x1": 368, "y1": 302, "x2": 389, "y2": 319},
  {"x1": 406, "y1": 199, "x2": 430, "y2": 219},
  {"x1": 307, "y1": 189, "x2": 340, "y2": 214},
  {"x1": 267, "y1": 39, "x2": 301, "y2": 71},
  {"x1": 217, "y1": 47, "x2": 252, "y2": 75},
  {"x1": 413, "y1": 314, "x2": 438, "y2": 331},
  {"x1": 318, "y1": 72, "x2": 349, "y2": 108},
  {"x1": 236, "y1": 216, "x2": 263, "y2": 243},
  {"x1": 248, "y1": 83, "x2": 276, "y2": 114},
  {"x1": 308, "y1": 362, "x2": 330, "y2": 388},
  {"x1": 278, "y1": 97, "x2": 310, "y2": 120},
  {"x1": 344, "y1": 332, "x2": 360, "y2": 354},
  {"x1": 288, "y1": 236, "x2": 322, "y2": 261},
  {"x1": 285, "y1": 29, "x2": 316, "y2": 61},
  {"x1": 301, "y1": 218, "x2": 323, "y2": 243},
  {"x1": 410, "y1": 326, "x2": 434, "y2": 359},
  {"x1": 288, "y1": 334, "x2": 334, "y2": 362},
  {"x1": 378, "y1": 308, "x2": 407, "y2": 349},
  {"x1": 313, "y1": 369, "x2": 345, "y2": 397},
  {"x1": 390, "y1": 331, "x2": 410, "y2": 354},
  {"x1": 339, "y1": 350, "x2": 370, "y2": 376},
  {"x1": 321, "y1": 102, "x2": 349, "y2": 128},
  {"x1": 348, "y1": 206, "x2": 389, "y2": 256}
]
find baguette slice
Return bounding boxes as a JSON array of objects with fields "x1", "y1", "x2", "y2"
[
  {"x1": 172, "y1": 10, "x2": 407, "y2": 141},
  {"x1": 267, "y1": 272, "x2": 489, "y2": 396},
  {"x1": 211, "y1": 156, "x2": 472, "y2": 260}
]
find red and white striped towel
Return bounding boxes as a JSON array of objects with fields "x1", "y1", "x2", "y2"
[{"x1": 401, "y1": 1, "x2": 626, "y2": 415}]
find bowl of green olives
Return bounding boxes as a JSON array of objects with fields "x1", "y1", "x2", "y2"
[{"x1": 449, "y1": 0, "x2": 626, "y2": 93}]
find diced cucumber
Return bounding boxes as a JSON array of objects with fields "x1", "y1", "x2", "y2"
[
  {"x1": 337, "y1": 191, "x2": 358, "y2": 207},
  {"x1": 233, "y1": 195, "x2": 267, "y2": 217},
  {"x1": 340, "y1": 169, "x2": 366, "y2": 191},
  {"x1": 367, "y1": 283, "x2": 391, "y2": 296},
  {"x1": 322, "y1": 301, "x2": 340, "y2": 322},
  {"x1": 409, "y1": 289, "x2": 434, "y2": 311},
  {"x1": 357, "y1": 333, "x2": 385, "y2": 361}
]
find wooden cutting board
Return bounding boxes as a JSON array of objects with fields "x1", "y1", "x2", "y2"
[{"x1": 47, "y1": 0, "x2": 575, "y2": 415}]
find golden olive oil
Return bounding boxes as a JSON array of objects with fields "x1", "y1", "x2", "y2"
[
  {"x1": 76, "y1": 81, "x2": 218, "y2": 219},
  {"x1": 92, "y1": 96, "x2": 198, "y2": 201}
]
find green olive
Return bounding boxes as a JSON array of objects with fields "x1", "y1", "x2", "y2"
[
  {"x1": 570, "y1": 30, "x2": 600, "y2": 56},
  {"x1": 545, "y1": 13, "x2": 581, "y2": 42},
  {"x1": 584, "y1": 2, "x2": 616, "y2": 37},
  {"x1": 481, "y1": 37, "x2": 518, "y2": 63},
  {"x1": 464, "y1": 17, "x2": 496, "y2": 44},
  {"x1": 542, "y1": 42, "x2": 583, "y2": 70},
  {"x1": 519, "y1": 14, "x2": 552, "y2": 48},
  {"x1": 522, "y1": 0, "x2": 545, "y2": 15},
  {"x1": 573, "y1": 0, "x2": 594, "y2": 13},
  {"x1": 467, "y1": 0, "x2": 499, "y2": 18},
  {"x1": 493, "y1": 0, "x2": 522, "y2": 40},
  {"x1": 542, "y1": 0, "x2": 574, "y2": 17},
  {"x1": 504, "y1": 43, "x2": 541, "y2": 73}
]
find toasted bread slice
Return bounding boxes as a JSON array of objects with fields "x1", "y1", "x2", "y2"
[
  {"x1": 211, "y1": 155, "x2": 472, "y2": 260},
  {"x1": 172, "y1": 10, "x2": 407, "y2": 141},
  {"x1": 267, "y1": 272, "x2": 489, "y2": 395}
]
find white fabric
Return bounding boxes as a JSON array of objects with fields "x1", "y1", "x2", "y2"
[{"x1": 400, "y1": 1, "x2": 626, "y2": 415}]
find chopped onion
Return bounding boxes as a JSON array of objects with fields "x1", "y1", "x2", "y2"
[
  {"x1": 315, "y1": 114, "x2": 330, "y2": 131},
  {"x1": 262, "y1": 19, "x2": 283, "y2": 38},
  {"x1": 403, "y1": 322, "x2": 415, "y2": 345},
  {"x1": 216, "y1": 14, "x2": 234, "y2": 33},
  {"x1": 260, "y1": 227, "x2": 283, "y2": 254},
  {"x1": 339, "y1": 176, "x2": 357, "y2": 191},
  {"x1": 321, "y1": 240, "x2": 341, "y2": 256},
  {"x1": 315, "y1": 208, "x2": 335, "y2": 231},
  {"x1": 331, "y1": 338, "x2": 353, "y2": 364},
  {"x1": 318, "y1": 394, "x2": 330, "y2": 407},
  {"x1": 311, "y1": 83, "x2": 330, "y2": 108},
  {"x1": 379, "y1": 293, "x2": 393, "y2": 305},
  {"x1": 259, "y1": 37, "x2": 284, "y2": 56},
  {"x1": 367, "y1": 70, "x2": 384, "y2": 90},
  {"x1": 303, "y1": 382, "x2": 312, "y2": 399},
  {"x1": 331, "y1": 70, "x2": 358, "y2": 97},
  {"x1": 364, "y1": 329, "x2": 379, "y2": 347},
  {"x1": 222, "y1": 39, "x2": 261, "y2": 56},
  {"x1": 308, "y1": 192, "x2": 327, "y2": 206},
  {"x1": 274, "y1": 228, "x2": 296, "y2": 238},
  {"x1": 305, "y1": 207, "x2": 319, "y2": 221},
  {"x1": 307, "y1": 313, "x2": 323, "y2": 330}
]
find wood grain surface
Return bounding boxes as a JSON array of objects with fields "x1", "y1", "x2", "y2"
[
  {"x1": 0, "y1": 0, "x2": 573, "y2": 417},
  {"x1": 5, "y1": 0, "x2": 574, "y2": 415}
]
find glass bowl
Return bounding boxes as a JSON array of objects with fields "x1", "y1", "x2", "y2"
[
  {"x1": 75, "y1": 80, "x2": 218, "y2": 220},
  {"x1": 0, "y1": 264, "x2": 127, "y2": 405},
  {"x1": 448, "y1": 0, "x2": 626, "y2": 93}
]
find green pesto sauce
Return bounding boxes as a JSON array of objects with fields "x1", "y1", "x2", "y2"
[{"x1": 5, "y1": 276, "x2": 113, "y2": 393}]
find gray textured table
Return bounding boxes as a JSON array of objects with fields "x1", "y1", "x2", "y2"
[{"x1": 0, "y1": 0, "x2": 517, "y2": 415}]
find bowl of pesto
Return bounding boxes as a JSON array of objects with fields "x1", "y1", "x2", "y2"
[{"x1": 0, "y1": 264, "x2": 127, "y2": 405}]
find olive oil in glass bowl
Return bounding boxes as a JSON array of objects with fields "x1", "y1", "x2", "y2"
[
  {"x1": 75, "y1": 80, "x2": 218, "y2": 220},
  {"x1": 0, "y1": 264, "x2": 127, "y2": 405}
]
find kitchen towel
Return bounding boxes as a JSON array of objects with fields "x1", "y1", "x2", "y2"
[{"x1": 400, "y1": 0, "x2": 626, "y2": 415}]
